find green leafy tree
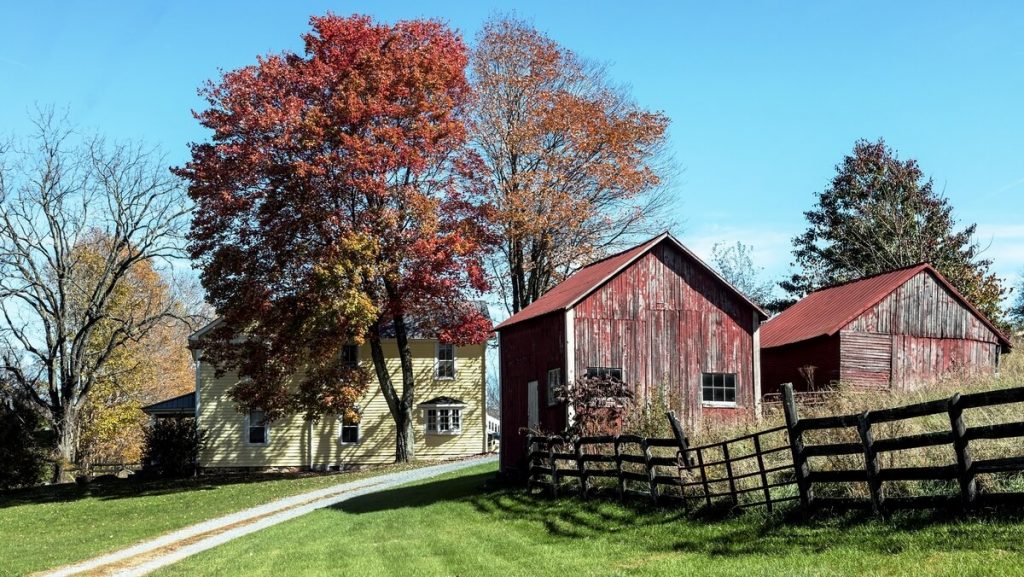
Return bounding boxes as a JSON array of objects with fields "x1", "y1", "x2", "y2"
[
  {"x1": 1010, "y1": 272, "x2": 1024, "y2": 331},
  {"x1": 782, "y1": 138, "x2": 1004, "y2": 321}
]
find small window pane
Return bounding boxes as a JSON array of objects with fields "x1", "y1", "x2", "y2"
[
  {"x1": 427, "y1": 409, "x2": 437, "y2": 431},
  {"x1": 248, "y1": 410, "x2": 267, "y2": 444},
  {"x1": 451, "y1": 410, "x2": 461, "y2": 432},
  {"x1": 701, "y1": 373, "x2": 737, "y2": 405},
  {"x1": 341, "y1": 345, "x2": 359, "y2": 368},
  {"x1": 437, "y1": 344, "x2": 456, "y2": 378}
]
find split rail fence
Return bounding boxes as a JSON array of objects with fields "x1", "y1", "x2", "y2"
[{"x1": 526, "y1": 383, "x2": 1024, "y2": 514}]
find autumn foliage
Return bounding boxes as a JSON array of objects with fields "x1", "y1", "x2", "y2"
[
  {"x1": 470, "y1": 17, "x2": 673, "y2": 314},
  {"x1": 178, "y1": 14, "x2": 492, "y2": 458}
]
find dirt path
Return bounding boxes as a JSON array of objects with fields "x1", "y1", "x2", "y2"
[{"x1": 39, "y1": 455, "x2": 497, "y2": 577}]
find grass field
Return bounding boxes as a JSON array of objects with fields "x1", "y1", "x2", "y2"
[
  {"x1": 0, "y1": 463, "x2": 426, "y2": 576},
  {"x1": 152, "y1": 461, "x2": 1024, "y2": 577}
]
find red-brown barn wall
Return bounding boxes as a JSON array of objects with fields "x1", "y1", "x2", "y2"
[
  {"x1": 572, "y1": 244, "x2": 758, "y2": 427},
  {"x1": 766, "y1": 270, "x2": 1003, "y2": 394},
  {"x1": 498, "y1": 312, "x2": 566, "y2": 473},
  {"x1": 761, "y1": 335, "x2": 840, "y2": 395}
]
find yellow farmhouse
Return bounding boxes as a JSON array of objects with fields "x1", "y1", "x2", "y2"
[{"x1": 185, "y1": 320, "x2": 489, "y2": 470}]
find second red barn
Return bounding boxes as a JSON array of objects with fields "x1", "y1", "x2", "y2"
[
  {"x1": 761, "y1": 263, "x2": 1012, "y2": 397},
  {"x1": 495, "y1": 232, "x2": 768, "y2": 474}
]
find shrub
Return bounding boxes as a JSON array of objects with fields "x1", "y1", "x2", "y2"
[
  {"x1": 0, "y1": 391, "x2": 46, "y2": 489},
  {"x1": 141, "y1": 418, "x2": 206, "y2": 478}
]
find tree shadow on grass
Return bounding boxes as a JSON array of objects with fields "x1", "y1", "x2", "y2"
[
  {"x1": 0, "y1": 471, "x2": 351, "y2": 509},
  {"x1": 331, "y1": 469, "x2": 1024, "y2": 560}
]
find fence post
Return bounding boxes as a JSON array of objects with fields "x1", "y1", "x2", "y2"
[
  {"x1": 781, "y1": 383, "x2": 813, "y2": 509},
  {"x1": 696, "y1": 446, "x2": 711, "y2": 508},
  {"x1": 614, "y1": 435, "x2": 625, "y2": 500},
  {"x1": 857, "y1": 412, "x2": 883, "y2": 515},
  {"x1": 948, "y1": 393, "x2": 977, "y2": 512},
  {"x1": 722, "y1": 442, "x2": 738, "y2": 507},
  {"x1": 574, "y1": 438, "x2": 588, "y2": 497},
  {"x1": 642, "y1": 438, "x2": 659, "y2": 503},
  {"x1": 666, "y1": 411, "x2": 692, "y2": 470},
  {"x1": 548, "y1": 436, "x2": 560, "y2": 498},
  {"x1": 525, "y1": 433, "x2": 534, "y2": 488},
  {"x1": 752, "y1": 433, "x2": 772, "y2": 512}
]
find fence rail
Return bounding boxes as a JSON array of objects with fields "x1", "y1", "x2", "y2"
[{"x1": 526, "y1": 383, "x2": 1024, "y2": 515}]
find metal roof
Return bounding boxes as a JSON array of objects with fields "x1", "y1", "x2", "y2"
[
  {"x1": 760, "y1": 263, "x2": 1011, "y2": 349},
  {"x1": 495, "y1": 232, "x2": 768, "y2": 331},
  {"x1": 141, "y1": 392, "x2": 196, "y2": 416}
]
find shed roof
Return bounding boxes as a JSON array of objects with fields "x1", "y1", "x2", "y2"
[
  {"x1": 760, "y1": 263, "x2": 1011, "y2": 349},
  {"x1": 495, "y1": 232, "x2": 768, "y2": 331},
  {"x1": 141, "y1": 392, "x2": 196, "y2": 416}
]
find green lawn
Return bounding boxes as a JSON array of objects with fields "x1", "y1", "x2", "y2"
[
  {"x1": 154, "y1": 461, "x2": 1024, "y2": 577},
  {"x1": 0, "y1": 463, "x2": 426, "y2": 577}
]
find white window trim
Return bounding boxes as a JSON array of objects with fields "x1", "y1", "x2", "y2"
[
  {"x1": 338, "y1": 417, "x2": 360, "y2": 445},
  {"x1": 435, "y1": 342, "x2": 457, "y2": 380},
  {"x1": 423, "y1": 404, "x2": 464, "y2": 435},
  {"x1": 701, "y1": 372, "x2": 739, "y2": 408},
  {"x1": 244, "y1": 410, "x2": 271, "y2": 446}
]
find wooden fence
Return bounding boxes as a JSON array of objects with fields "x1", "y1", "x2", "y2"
[{"x1": 526, "y1": 383, "x2": 1024, "y2": 514}]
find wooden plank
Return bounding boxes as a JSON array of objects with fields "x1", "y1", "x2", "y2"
[
  {"x1": 722, "y1": 442, "x2": 738, "y2": 507},
  {"x1": 877, "y1": 465, "x2": 957, "y2": 481},
  {"x1": 803, "y1": 442, "x2": 863, "y2": 457},
  {"x1": 642, "y1": 438, "x2": 659, "y2": 502},
  {"x1": 696, "y1": 446, "x2": 711, "y2": 508},
  {"x1": 574, "y1": 438, "x2": 588, "y2": 497},
  {"x1": 614, "y1": 436, "x2": 625, "y2": 500},
  {"x1": 959, "y1": 386, "x2": 1024, "y2": 409},
  {"x1": 869, "y1": 398, "x2": 949, "y2": 422},
  {"x1": 972, "y1": 456, "x2": 1024, "y2": 474},
  {"x1": 808, "y1": 469, "x2": 868, "y2": 483},
  {"x1": 873, "y1": 430, "x2": 953, "y2": 453}
]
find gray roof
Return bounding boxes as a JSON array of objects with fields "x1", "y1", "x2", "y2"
[{"x1": 141, "y1": 392, "x2": 196, "y2": 416}]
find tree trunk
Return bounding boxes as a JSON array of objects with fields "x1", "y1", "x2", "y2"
[
  {"x1": 368, "y1": 311, "x2": 418, "y2": 464},
  {"x1": 51, "y1": 405, "x2": 78, "y2": 483}
]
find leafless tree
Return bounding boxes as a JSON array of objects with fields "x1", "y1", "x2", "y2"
[{"x1": 0, "y1": 111, "x2": 190, "y2": 481}]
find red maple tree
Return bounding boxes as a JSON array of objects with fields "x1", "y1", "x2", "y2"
[{"x1": 177, "y1": 14, "x2": 493, "y2": 461}]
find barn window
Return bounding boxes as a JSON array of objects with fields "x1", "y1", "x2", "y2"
[
  {"x1": 546, "y1": 368, "x2": 562, "y2": 406},
  {"x1": 341, "y1": 344, "x2": 359, "y2": 368},
  {"x1": 339, "y1": 414, "x2": 360, "y2": 444},
  {"x1": 246, "y1": 409, "x2": 270, "y2": 445},
  {"x1": 586, "y1": 367, "x2": 623, "y2": 381},
  {"x1": 701, "y1": 373, "x2": 737, "y2": 406},
  {"x1": 436, "y1": 343, "x2": 456, "y2": 379}
]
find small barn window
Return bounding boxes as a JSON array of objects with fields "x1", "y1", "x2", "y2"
[
  {"x1": 586, "y1": 367, "x2": 623, "y2": 381},
  {"x1": 246, "y1": 409, "x2": 269, "y2": 445},
  {"x1": 701, "y1": 373, "x2": 737, "y2": 406},
  {"x1": 339, "y1": 415, "x2": 360, "y2": 444},
  {"x1": 341, "y1": 344, "x2": 359, "y2": 368},
  {"x1": 436, "y1": 343, "x2": 456, "y2": 379},
  {"x1": 546, "y1": 368, "x2": 562, "y2": 406}
]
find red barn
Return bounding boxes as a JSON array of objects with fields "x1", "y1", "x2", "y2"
[
  {"x1": 495, "y1": 232, "x2": 768, "y2": 474},
  {"x1": 761, "y1": 263, "x2": 1011, "y2": 396}
]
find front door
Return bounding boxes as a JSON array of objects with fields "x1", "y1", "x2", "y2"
[{"x1": 527, "y1": 380, "x2": 539, "y2": 430}]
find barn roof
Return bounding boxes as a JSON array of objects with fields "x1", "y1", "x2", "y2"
[
  {"x1": 760, "y1": 263, "x2": 1011, "y2": 349},
  {"x1": 495, "y1": 232, "x2": 768, "y2": 331}
]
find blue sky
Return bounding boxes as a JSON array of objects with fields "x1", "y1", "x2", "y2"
[{"x1": 3, "y1": 1, "x2": 1022, "y2": 302}]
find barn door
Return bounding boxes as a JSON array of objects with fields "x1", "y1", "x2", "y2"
[
  {"x1": 840, "y1": 332, "x2": 892, "y2": 388},
  {"x1": 527, "y1": 381, "x2": 540, "y2": 430}
]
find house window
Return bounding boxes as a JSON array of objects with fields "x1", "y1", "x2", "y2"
[
  {"x1": 339, "y1": 415, "x2": 360, "y2": 444},
  {"x1": 702, "y1": 373, "x2": 737, "y2": 406},
  {"x1": 425, "y1": 407, "x2": 462, "y2": 434},
  {"x1": 247, "y1": 409, "x2": 269, "y2": 445},
  {"x1": 436, "y1": 343, "x2": 456, "y2": 379},
  {"x1": 341, "y1": 344, "x2": 359, "y2": 368},
  {"x1": 586, "y1": 366, "x2": 623, "y2": 381},
  {"x1": 546, "y1": 368, "x2": 562, "y2": 406}
]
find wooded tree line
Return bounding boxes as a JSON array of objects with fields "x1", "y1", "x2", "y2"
[{"x1": 2, "y1": 12, "x2": 1019, "y2": 486}]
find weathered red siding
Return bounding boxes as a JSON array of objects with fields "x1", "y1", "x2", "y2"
[
  {"x1": 572, "y1": 244, "x2": 759, "y2": 427},
  {"x1": 761, "y1": 335, "x2": 840, "y2": 394},
  {"x1": 765, "y1": 269, "x2": 1004, "y2": 394},
  {"x1": 498, "y1": 312, "x2": 565, "y2": 473}
]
